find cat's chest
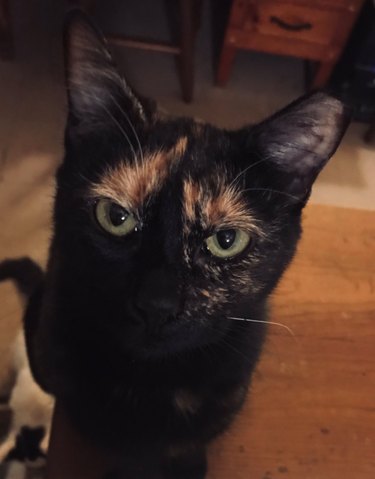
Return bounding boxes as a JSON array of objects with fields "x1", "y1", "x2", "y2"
[
  {"x1": 107, "y1": 379, "x2": 248, "y2": 442},
  {"x1": 171, "y1": 384, "x2": 247, "y2": 421}
]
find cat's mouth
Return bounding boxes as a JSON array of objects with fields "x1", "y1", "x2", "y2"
[
  {"x1": 121, "y1": 307, "x2": 222, "y2": 359},
  {"x1": 125, "y1": 312, "x2": 187, "y2": 357}
]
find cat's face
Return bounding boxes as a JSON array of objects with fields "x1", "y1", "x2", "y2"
[{"x1": 52, "y1": 12, "x2": 350, "y2": 359}]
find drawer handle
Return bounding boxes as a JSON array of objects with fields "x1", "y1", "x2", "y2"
[{"x1": 270, "y1": 16, "x2": 313, "y2": 31}]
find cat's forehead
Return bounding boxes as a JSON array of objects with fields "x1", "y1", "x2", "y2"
[
  {"x1": 88, "y1": 119, "x2": 214, "y2": 208},
  {"x1": 88, "y1": 121, "x2": 258, "y2": 232},
  {"x1": 90, "y1": 135, "x2": 188, "y2": 210}
]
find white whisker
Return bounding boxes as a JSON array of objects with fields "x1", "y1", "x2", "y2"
[
  {"x1": 106, "y1": 108, "x2": 138, "y2": 163},
  {"x1": 229, "y1": 156, "x2": 271, "y2": 189},
  {"x1": 240, "y1": 187, "x2": 301, "y2": 203},
  {"x1": 67, "y1": 83, "x2": 138, "y2": 163},
  {"x1": 227, "y1": 316, "x2": 297, "y2": 340},
  {"x1": 109, "y1": 93, "x2": 145, "y2": 167}
]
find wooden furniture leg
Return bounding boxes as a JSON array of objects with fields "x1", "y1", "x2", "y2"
[
  {"x1": 216, "y1": 43, "x2": 237, "y2": 86},
  {"x1": 311, "y1": 59, "x2": 336, "y2": 89},
  {"x1": 166, "y1": 0, "x2": 201, "y2": 103},
  {"x1": 78, "y1": 0, "x2": 201, "y2": 103},
  {"x1": 0, "y1": 0, "x2": 14, "y2": 60},
  {"x1": 178, "y1": 0, "x2": 195, "y2": 103}
]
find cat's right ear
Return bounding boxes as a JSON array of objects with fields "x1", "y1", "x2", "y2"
[
  {"x1": 245, "y1": 92, "x2": 350, "y2": 204},
  {"x1": 64, "y1": 10, "x2": 152, "y2": 135}
]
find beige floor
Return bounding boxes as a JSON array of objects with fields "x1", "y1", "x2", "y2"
[{"x1": 0, "y1": 0, "x2": 374, "y2": 383}]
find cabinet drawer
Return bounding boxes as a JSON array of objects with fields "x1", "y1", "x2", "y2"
[{"x1": 247, "y1": 1, "x2": 343, "y2": 46}]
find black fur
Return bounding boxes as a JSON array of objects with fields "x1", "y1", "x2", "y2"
[
  {"x1": 3, "y1": 11, "x2": 350, "y2": 478},
  {"x1": 4, "y1": 427, "x2": 46, "y2": 463},
  {"x1": 0, "y1": 258, "x2": 43, "y2": 298}
]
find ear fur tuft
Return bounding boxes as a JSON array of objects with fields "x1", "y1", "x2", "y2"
[
  {"x1": 64, "y1": 10, "x2": 147, "y2": 131},
  {"x1": 251, "y1": 92, "x2": 351, "y2": 198}
]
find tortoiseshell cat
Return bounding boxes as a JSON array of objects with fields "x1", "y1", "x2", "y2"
[{"x1": 0, "y1": 11, "x2": 350, "y2": 479}]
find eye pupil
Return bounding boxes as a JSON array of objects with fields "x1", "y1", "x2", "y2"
[
  {"x1": 95, "y1": 199, "x2": 138, "y2": 237},
  {"x1": 109, "y1": 203, "x2": 128, "y2": 226},
  {"x1": 205, "y1": 228, "x2": 250, "y2": 258},
  {"x1": 216, "y1": 229, "x2": 236, "y2": 250}
]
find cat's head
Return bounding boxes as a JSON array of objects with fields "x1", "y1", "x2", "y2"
[{"x1": 52, "y1": 12, "x2": 350, "y2": 359}]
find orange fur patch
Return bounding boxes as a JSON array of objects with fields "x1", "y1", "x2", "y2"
[
  {"x1": 174, "y1": 389, "x2": 201, "y2": 415},
  {"x1": 89, "y1": 137, "x2": 187, "y2": 210},
  {"x1": 183, "y1": 177, "x2": 260, "y2": 232},
  {"x1": 183, "y1": 180, "x2": 201, "y2": 223}
]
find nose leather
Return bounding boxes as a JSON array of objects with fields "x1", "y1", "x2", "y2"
[{"x1": 135, "y1": 268, "x2": 180, "y2": 320}]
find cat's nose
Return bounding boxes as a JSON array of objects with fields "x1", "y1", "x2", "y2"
[{"x1": 135, "y1": 268, "x2": 180, "y2": 320}]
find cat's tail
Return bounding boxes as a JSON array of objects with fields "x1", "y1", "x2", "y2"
[{"x1": 0, "y1": 258, "x2": 44, "y2": 299}]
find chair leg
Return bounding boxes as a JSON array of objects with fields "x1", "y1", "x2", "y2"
[
  {"x1": 178, "y1": 0, "x2": 195, "y2": 103},
  {"x1": 192, "y1": 0, "x2": 203, "y2": 34},
  {"x1": 0, "y1": 0, "x2": 14, "y2": 60},
  {"x1": 311, "y1": 59, "x2": 336, "y2": 89},
  {"x1": 216, "y1": 43, "x2": 236, "y2": 86}
]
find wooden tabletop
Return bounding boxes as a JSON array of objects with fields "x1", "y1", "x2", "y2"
[{"x1": 44, "y1": 204, "x2": 375, "y2": 478}]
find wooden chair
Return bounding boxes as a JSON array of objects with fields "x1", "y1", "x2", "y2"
[
  {"x1": 73, "y1": 0, "x2": 203, "y2": 102},
  {"x1": 1, "y1": 0, "x2": 202, "y2": 102}
]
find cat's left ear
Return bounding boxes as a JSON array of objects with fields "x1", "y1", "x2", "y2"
[
  {"x1": 249, "y1": 92, "x2": 350, "y2": 201},
  {"x1": 64, "y1": 10, "x2": 152, "y2": 134}
]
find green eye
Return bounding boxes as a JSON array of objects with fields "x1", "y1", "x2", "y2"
[
  {"x1": 205, "y1": 229, "x2": 250, "y2": 259},
  {"x1": 95, "y1": 199, "x2": 138, "y2": 237}
]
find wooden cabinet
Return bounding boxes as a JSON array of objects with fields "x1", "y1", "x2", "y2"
[{"x1": 216, "y1": 0, "x2": 365, "y2": 88}]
